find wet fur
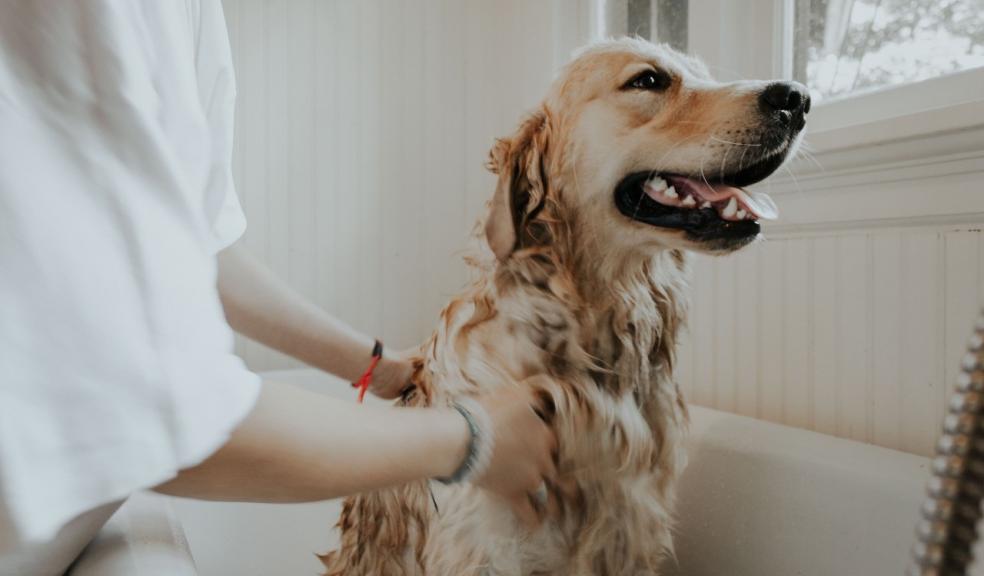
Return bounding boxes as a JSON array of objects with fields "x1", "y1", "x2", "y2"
[
  {"x1": 320, "y1": 225, "x2": 690, "y2": 576},
  {"x1": 318, "y1": 38, "x2": 786, "y2": 575}
]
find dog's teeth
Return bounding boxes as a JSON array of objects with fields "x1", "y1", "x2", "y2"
[
  {"x1": 736, "y1": 209, "x2": 747, "y2": 219},
  {"x1": 681, "y1": 195, "x2": 696, "y2": 207},
  {"x1": 664, "y1": 186, "x2": 678, "y2": 199},
  {"x1": 701, "y1": 201, "x2": 712, "y2": 209},
  {"x1": 647, "y1": 177, "x2": 667, "y2": 192},
  {"x1": 723, "y1": 198, "x2": 738, "y2": 218}
]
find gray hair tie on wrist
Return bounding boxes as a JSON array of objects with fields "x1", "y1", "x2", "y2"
[{"x1": 437, "y1": 398, "x2": 494, "y2": 485}]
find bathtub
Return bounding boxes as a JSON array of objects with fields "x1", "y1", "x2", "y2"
[
  {"x1": 665, "y1": 406, "x2": 928, "y2": 576},
  {"x1": 147, "y1": 369, "x2": 931, "y2": 575}
]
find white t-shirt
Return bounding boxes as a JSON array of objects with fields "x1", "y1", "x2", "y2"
[{"x1": 0, "y1": 0, "x2": 260, "y2": 549}]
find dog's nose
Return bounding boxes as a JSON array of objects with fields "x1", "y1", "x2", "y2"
[
  {"x1": 759, "y1": 81, "x2": 810, "y2": 130},
  {"x1": 760, "y1": 82, "x2": 809, "y2": 113}
]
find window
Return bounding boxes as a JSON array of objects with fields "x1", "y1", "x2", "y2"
[
  {"x1": 602, "y1": 0, "x2": 689, "y2": 52},
  {"x1": 582, "y1": 0, "x2": 984, "y2": 150},
  {"x1": 793, "y1": 0, "x2": 984, "y2": 103}
]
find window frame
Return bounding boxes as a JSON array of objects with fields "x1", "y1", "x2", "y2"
[
  {"x1": 570, "y1": 0, "x2": 984, "y2": 156},
  {"x1": 773, "y1": 0, "x2": 984, "y2": 153}
]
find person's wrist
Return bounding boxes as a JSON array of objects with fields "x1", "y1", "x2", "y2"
[
  {"x1": 371, "y1": 353, "x2": 413, "y2": 397},
  {"x1": 377, "y1": 355, "x2": 404, "y2": 385}
]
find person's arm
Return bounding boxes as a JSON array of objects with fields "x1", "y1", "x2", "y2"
[
  {"x1": 155, "y1": 379, "x2": 557, "y2": 526},
  {"x1": 216, "y1": 242, "x2": 411, "y2": 398}
]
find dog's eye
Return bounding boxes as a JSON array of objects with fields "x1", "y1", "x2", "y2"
[{"x1": 623, "y1": 69, "x2": 672, "y2": 91}]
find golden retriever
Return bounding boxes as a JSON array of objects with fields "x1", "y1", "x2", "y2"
[{"x1": 320, "y1": 37, "x2": 808, "y2": 576}]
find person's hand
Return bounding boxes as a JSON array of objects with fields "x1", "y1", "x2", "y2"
[
  {"x1": 473, "y1": 384, "x2": 558, "y2": 528},
  {"x1": 370, "y1": 346, "x2": 417, "y2": 399}
]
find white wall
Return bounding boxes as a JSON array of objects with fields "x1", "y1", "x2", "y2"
[
  {"x1": 221, "y1": 0, "x2": 984, "y2": 461},
  {"x1": 222, "y1": 0, "x2": 567, "y2": 370}
]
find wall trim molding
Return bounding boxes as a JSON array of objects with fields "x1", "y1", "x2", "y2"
[
  {"x1": 767, "y1": 149, "x2": 984, "y2": 194},
  {"x1": 750, "y1": 122, "x2": 984, "y2": 235},
  {"x1": 770, "y1": 128, "x2": 984, "y2": 183}
]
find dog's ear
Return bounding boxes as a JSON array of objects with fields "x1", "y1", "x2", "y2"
[{"x1": 485, "y1": 111, "x2": 550, "y2": 261}]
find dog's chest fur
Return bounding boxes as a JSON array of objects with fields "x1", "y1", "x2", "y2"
[{"x1": 322, "y1": 248, "x2": 690, "y2": 576}]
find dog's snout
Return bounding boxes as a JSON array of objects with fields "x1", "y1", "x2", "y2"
[{"x1": 759, "y1": 81, "x2": 810, "y2": 132}]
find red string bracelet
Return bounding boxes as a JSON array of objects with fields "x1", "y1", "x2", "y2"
[{"x1": 352, "y1": 339, "x2": 383, "y2": 403}]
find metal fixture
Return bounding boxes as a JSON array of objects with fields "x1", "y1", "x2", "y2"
[{"x1": 909, "y1": 314, "x2": 984, "y2": 575}]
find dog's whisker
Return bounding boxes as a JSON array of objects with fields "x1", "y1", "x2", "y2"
[
  {"x1": 719, "y1": 142, "x2": 731, "y2": 182},
  {"x1": 781, "y1": 163, "x2": 804, "y2": 196},
  {"x1": 698, "y1": 155, "x2": 712, "y2": 190},
  {"x1": 709, "y1": 135, "x2": 761, "y2": 147},
  {"x1": 798, "y1": 147, "x2": 824, "y2": 171},
  {"x1": 650, "y1": 133, "x2": 707, "y2": 173},
  {"x1": 670, "y1": 120, "x2": 714, "y2": 127},
  {"x1": 631, "y1": 192, "x2": 645, "y2": 219}
]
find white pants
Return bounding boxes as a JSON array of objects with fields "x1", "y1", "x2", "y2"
[{"x1": 0, "y1": 500, "x2": 124, "y2": 576}]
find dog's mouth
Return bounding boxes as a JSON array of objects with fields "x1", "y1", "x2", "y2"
[{"x1": 614, "y1": 158, "x2": 781, "y2": 244}]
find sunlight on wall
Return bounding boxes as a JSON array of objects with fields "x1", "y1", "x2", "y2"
[{"x1": 222, "y1": 0, "x2": 558, "y2": 370}]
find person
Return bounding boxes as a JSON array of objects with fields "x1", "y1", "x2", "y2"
[{"x1": 0, "y1": 2, "x2": 557, "y2": 574}]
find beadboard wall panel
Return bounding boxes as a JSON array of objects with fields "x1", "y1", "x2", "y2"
[
  {"x1": 678, "y1": 214, "x2": 984, "y2": 458},
  {"x1": 221, "y1": 0, "x2": 559, "y2": 370}
]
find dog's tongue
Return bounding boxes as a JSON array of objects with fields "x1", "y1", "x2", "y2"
[{"x1": 667, "y1": 176, "x2": 779, "y2": 221}]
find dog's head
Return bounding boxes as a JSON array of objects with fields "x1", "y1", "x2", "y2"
[{"x1": 485, "y1": 38, "x2": 809, "y2": 260}]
